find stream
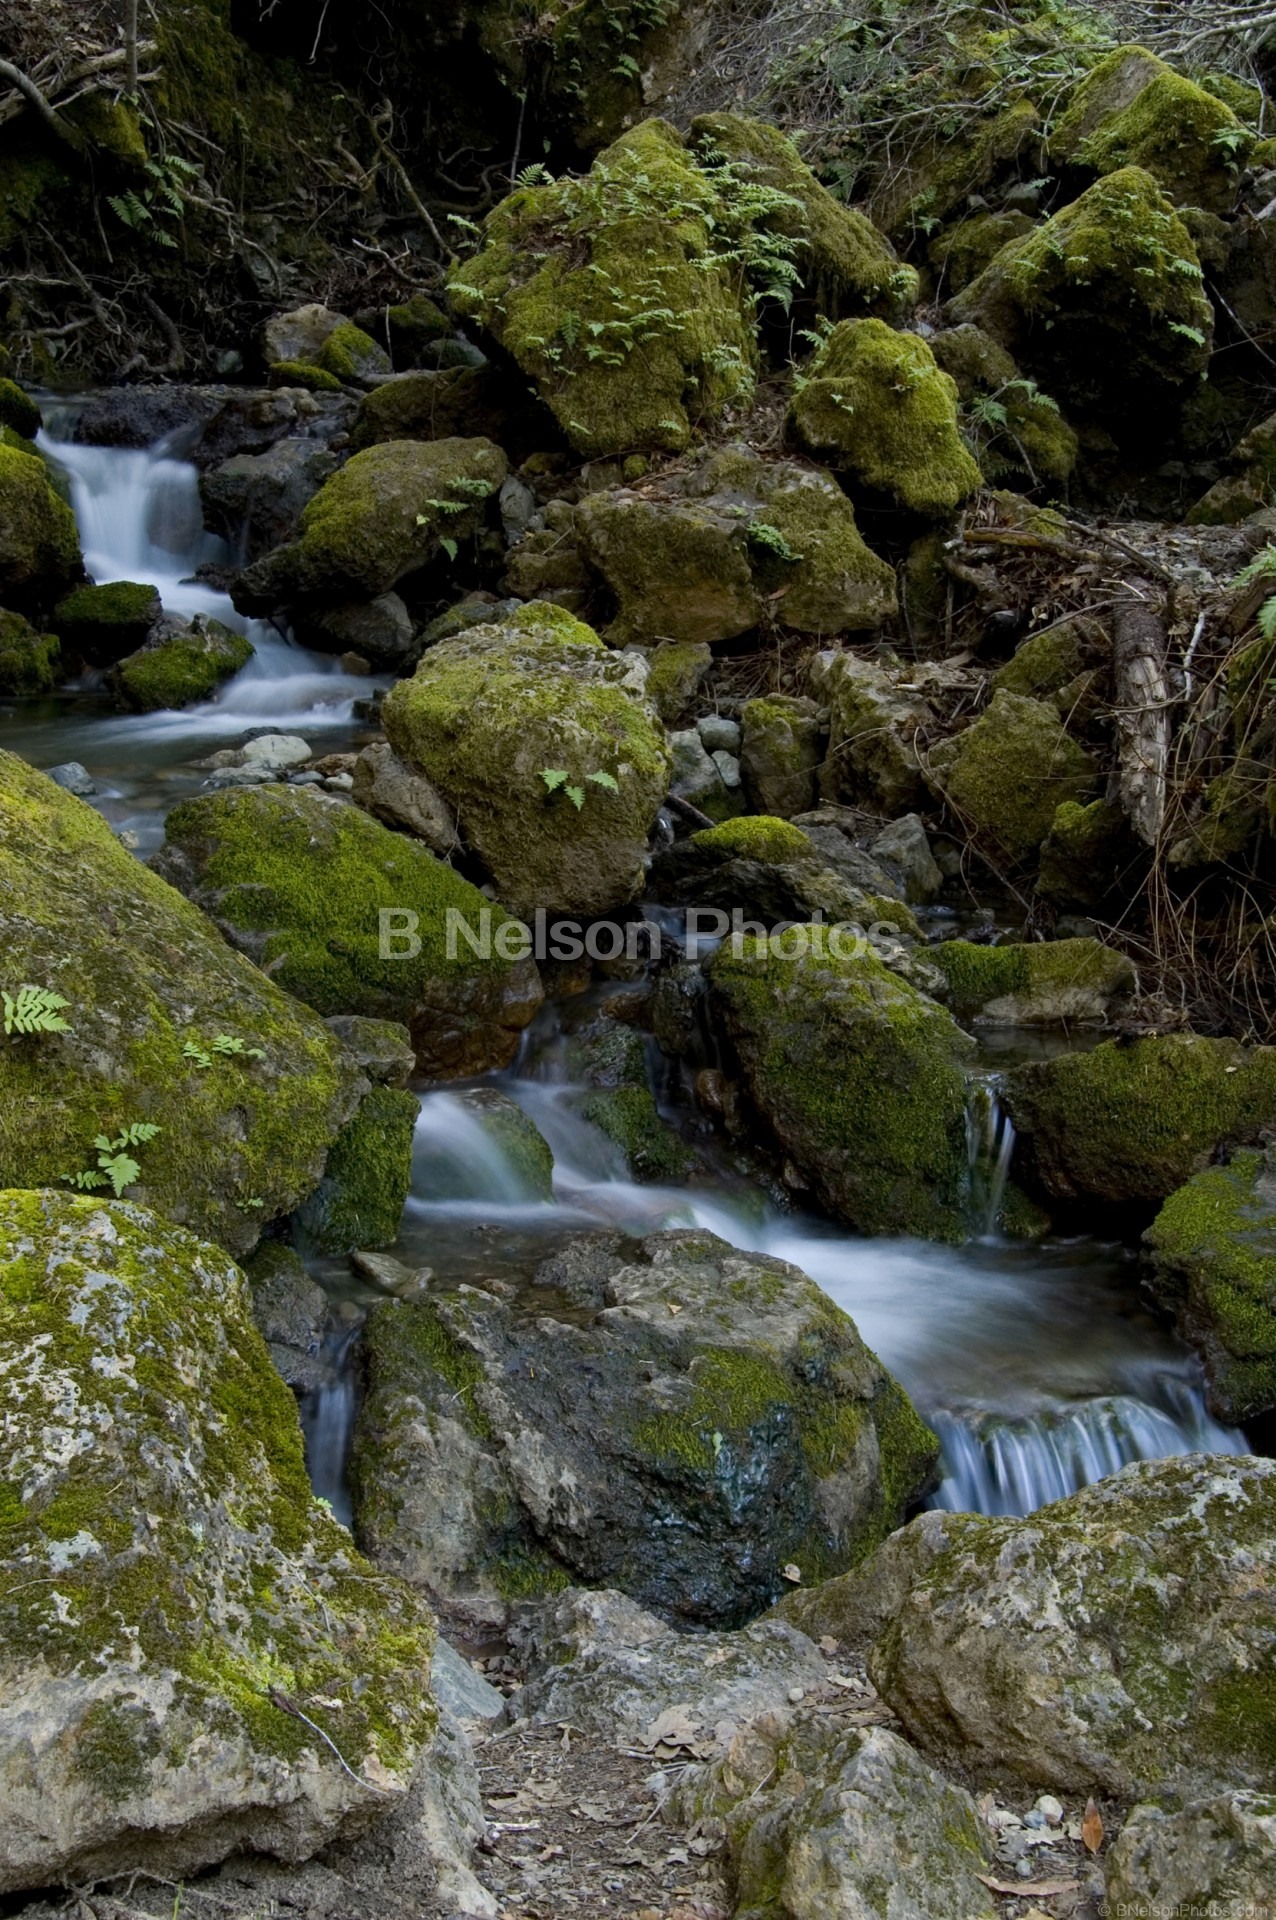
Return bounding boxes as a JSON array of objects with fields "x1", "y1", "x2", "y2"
[{"x1": 1, "y1": 425, "x2": 1249, "y2": 1530}]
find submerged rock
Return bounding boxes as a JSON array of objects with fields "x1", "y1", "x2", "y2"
[
  {"x1": 382, "y1": 602, "x2": 669, "y2": 917},
  {"x1": 710, "y1": 933, "x2": 973, "y2": 1239},
  {"x1": 0, "y1": 1189, "x2": 437, "y2": 1894},
  {"x1": 0, "y1": 752, "x2": 372, "y2": 1257},
  {"x1": 1005, "y1": 1033, "x2": 1276, "y2": 1207},
  {"x1": 351, "y1": 1228, "x2": 937, "y2": 1630},
  {"x1": 155, "y1": 784, "x2": 542, "y2": 1078},
  {"x1": 1146, "y1": 1147, "x2": 1276, "y2": 1422},
  {"x1": 869, "y1": 1454, "x2": 1276, "y2": 1801}
]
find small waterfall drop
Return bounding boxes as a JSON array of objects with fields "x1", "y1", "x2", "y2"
[{"x1": 966, "y1": 1076, "x2": 1017, "y2": 1237}]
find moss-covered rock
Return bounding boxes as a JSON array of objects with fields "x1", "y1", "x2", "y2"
[
  {"x1": 930, "y1": 210, "x2": 1035, "y2": 294},
  {"x1": 0, "y1": 443, "x2": 82, "y2": 614},
  {"x1": 789, "y1": 319, "x2": 983, "y2": 517},
  {"x1": 868, "y1": 1455, "x2": 1276, "y2": 1802},
  {"x1": 1038, "y1": 796, "x2": 1137, "y2": 907},
  {"x1": 991, "y1": 613, "x2": 1106, "y2": 701},
  {"x1": 352, "y1": 1227, "x2": 938, "y2": 1629},
  {"x1": 235, "y1": 437, "x2": 508, "y2": 609},
  {"x1": 932, "y1": 323, "x2": 1077, "y2": 492},
  {"x1": 266, "y1": 358, "x2": 343, "y2": 393},
  {"x1": 110, "y1": 615, "x2": 253, "y2": 712},
  {"x1": 52, "y1": 580, "x2": 161, "y2": 666},
  {"x1": 1105, "y1": 1791, "x2": 1276, "y2": 1911},
  {"x1": 0, "y1": 608, "x2": 59, "y2": 695},
  {"x1": 294, "y1": 1083, "x2": 419, "y2": 1253},
  {"x1": 815, "y1": 650, "x2": 932, "y2": 814},
  {"x1": 577, "y1": 1085, "x2": 697, "y2": 1184},
  {"x1": 710, "y1": 933, "x2": 974, "y2": 1239},
  {"x1": 155, "y1": 783, "x2": 542, "y2": 1078},
  {"x1": 927, "y1": 690, "x2": 1097, "y2": 862},
  {"x1": 644, "y1": 638, "x2": 712, "y2": 725},
  {"x1": 0, "y1": 378, "x2": 41, "y2": 441},
  {"x1": 1146, "y1": 1148, "x2": 1276, "y2": 1422},
  {"x1": 0, "y1": 1188, "x2": 436, "y2": 1891},
  {"x1": 948, "y1": 168, "x2": 1214, "y2": 417},
  {"x1": 741, "y1": 694, "x2": 823, "y2": 818},
  {"x1": 448, "y1": 119, "x2": 757, "y2": 456},
  {"x1": 457, "y1": 1087, "x2": 555, "y2": 1201},
  {"x1": 932, "y1": 937, "x2": 1135, "y2": 1027},
  {"x1": 1051, "y1": 46, "x2": 1249, "y2": 215},
  {"x1": 0, "y1": 751, "x2": 374, "y2": 1258},
  {"x1": 689, "y1": 112, "x2": 919, "y2": 323},
  {"x1": 1004, "y1": 1033, "x2": 1276, "y2": 1207},
  {"x1": 382, "y1": 602, "x2": 670, "y2": 917},
  {"x1": 314, "y1": 319, "x2": 393, "y2": 386},
  {"x1": 575, "y1": 489, "x2": 759, "y2": 648}
]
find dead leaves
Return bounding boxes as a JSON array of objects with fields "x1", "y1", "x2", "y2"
[
  {"x1": 977, "y1": 1873, "x2": 1081, "y2": 1898},
  {"x1": 1082, "y1": 1796, "x2": 1105, "y2": 1853}
]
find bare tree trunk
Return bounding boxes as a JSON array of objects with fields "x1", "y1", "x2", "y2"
[
  {"x1": 1112, "y1": 585, "x2": 1171, "y2": 848},
  {"x1": 125, "y1": 0, "x2": 139, "y2": 96}
]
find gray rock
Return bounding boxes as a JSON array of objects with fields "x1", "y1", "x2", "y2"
[
  {"x1": 870, "y1": 1454, "x2": 1276, "y2": 1802},
  {"x1": 241, "y1": 731, "x2": 313, "y2": 771},
  {"x1": 263, "y1": 302, "x2": 348, "y2": 366},
  {"x1": 201, "y1": 437, "x2": 339, "y2": 558},
  {"x1": 682, "y1": 1716, "x2": 995, "y2": 1920},
  {"x1": 812, "y1": 650, "x2": 933, "y2": 814},
  {"x1": 42, "y1": 760, "x2": 96, "y2": 796},
  {"x1": 711, "y1": 748, "x2": 742, "y2": 789},
  {"x1": 697, "y1": 714, "x2": 741, "y2": 755},
  {"x1": 772, "y1": 1508, "x2": 961, "y2": 1651},
  {"x1": 306, "y1": 592, "x2": 416, "y2": 671},
  {"x1": 352, "y1": 1229, "x2": 937, "y2": 1631},
  {"x1": 499, "y1": 473, "x2": 538, "y2": 543},
  {"x1": 513, "y1": 1587, "x2": 826, "y2": 1749},
  {"x1": 1105, "y1": 1793, "x2": 1276, "y2": 1913},
  {"x1": 246, "y1": 1242, "x2": 330, "y2": 1391},
  {"x1": 430, "y1": 1639, "x2": 507, "y2": 1727},
  {"x1": 351, "y1": 1249, "x2": 435, "y2": 1303},
  {"x1": 791, "y1": 804, "x2": 907, "y2": 898},
  {"x1": 352, "y1": 740, "x2": 459, "y2": 856},
  {"x1": 869, "y1": 812, "x2": 943, "y2": 903},
  {"x1": 740, "y1": 695, "x2": 822, "y2": 818},
  {"x1": 0, "y1": 1190, "x2": 437, "y2": 1895},
  {"x1": 669, "y1": 727, "x2": 725, "y2": 805}
]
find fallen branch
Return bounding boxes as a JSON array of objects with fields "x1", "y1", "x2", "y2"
[{"x1": 0, "y1": 55, "x2": 81, "y2": 147}]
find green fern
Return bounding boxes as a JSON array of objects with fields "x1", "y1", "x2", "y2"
[
  {"x1": 3, "y1": 985, "x2": 71, "y2": 1036},
  {"x1": 62, "y1": 1123, "x2": 161, "y2": 1198}
]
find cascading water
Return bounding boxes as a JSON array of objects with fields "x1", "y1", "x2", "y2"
[{"x1": 966, "y1": 1076, "x2": 1017, "y2": 1238}]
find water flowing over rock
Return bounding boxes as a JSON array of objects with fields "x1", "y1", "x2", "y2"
[
  {"x1": 351, "y1": 1228, "x2": 937, "y2": 1631},
  {"x1": 0, "y1": 1190, "x2": 437, "y2": 1895},
  {"x1": 868, "y1": 1454, "x2": 1276, "y2": 1801}
]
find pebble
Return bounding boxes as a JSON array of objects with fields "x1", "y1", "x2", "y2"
[
  {"x1": 1035, "y1": 1793, "x2": 1064, "y2": 1826},
  {"x1": 787, "y1": 1686, "x2": 806, "y2": 1703},
  {"x1": 1023, "y1": 1807, "x2": 1047, "y2": 1829},
  {"x1": 323, "y1": 772, "x2": 354, "y2": 792}
]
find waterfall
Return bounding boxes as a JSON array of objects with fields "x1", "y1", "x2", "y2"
[{"x1": 966, "y1": 1075, "x2": 1017, "y2": 1237}]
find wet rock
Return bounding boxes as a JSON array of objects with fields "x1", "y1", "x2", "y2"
[
  {"x1": 1146, "y1": 1146, "x2": 1276, "y2": 1422},
  {"x1": 41, "y1": 760, "x2": 96, "y2": 795},
  {"x1": 813, "y1": 651, "x2": 933, "y2": 814},
  {"x1": 575, "y1": 1085, "x2": 696, "y2": 1183},
  {"x1": 352, "y1": 740, "x2": 459, "y2": 856},
  {"x1": 351, "y1": 1228, "x2": 937, "y2": 1630},
  {"x1": 740, "y1": 696, "x2": 822, "y2": 817},
  {"x1": 294, "y1": 1083, "x2": 420, "y2": 1254},
  {"x1": 513, "y1": 1587, "x2": 827, "y2": 1747},
  {"x1": 869, "y1": 1454, "x2": 1276, "y2": 1802},
  {"x1": 0, "y1": 752, "x2": 371, "y2": 1257},
  {"x1": 1105, "y1": 1793, "x2": 1276, "y2": 1912},
  {"x1": 110, "y1": 613, "x2": 253, "y2": 712},
  {"x1": 0, "y1": 1189, "x2": 436, "y2": 1894},
  {"x1": 710, "y1": 929, "x2": 973, "y2": 1238},
  {"x1": 245, "y1": 1241, "x2": 330, "y2": 1392},
  {"x1": 931, "y1": 936, "x2": 1136, "y2": 1026},
  {"x1": 927, "y1": 690, "x2": 1097, "y2": 862},
  {"x1": 681, "y1": 1714, "x2": 995, "y2": 1920},
  {"x1": 1004, "y1": 1032, "x2": 1276, "y2": 1207},
  {"x1": 155, "y1": 783, "x2": 542, "y2": 1079},
  {"x1": 382, "y1": 602, "x2": 670, "y2": 917},
  {"x1": 199, "y1": 437, "x2": 340, "y2": 559},
  {"x1": 457, "y1": 1087, "x2": 555, "y2": 1201},
  {"x1": 52, "y1": 580, "x2": 161, "y2": 667},
  {"x1": 303, "y1": 592, "x2": 416, "y2": 671}
]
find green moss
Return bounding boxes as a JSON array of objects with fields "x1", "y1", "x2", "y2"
[
  {"x1": 161, "y1": 783, "x2": 521, "y2": 1019},
  {"x1": 53, "y1": 579, "x2": 160, "y2": 663},
  {"x1": 0, "y1": 378, "x2": 40, "y2": 440},
  {"x1": 928, "y1": 690, "x2": 1097, "y2": 862},
  {"x1": 315, "y1": 321, "x2": 391, "y2": 383},
  {"x1": 464, "y1": 1093, "x2": 555, "y2": 1199},
  {"x1": 448, "y1": 119, "x2": 757, "y2": 456},
  {"x1": 1005, "y1": 1034, "x2": 1276, "y2": 1206},
  {"x1": 710, "y1": 933, "x2": 974, "y2": 1240},
  {"x1": 0, "y1": 608, "x2": 59, "y2": 694},
  {"x1": 1052, "y1": 46, "x2": 1249, "y2": 213},
  {"x1": 886, "y1": 95, "x2": 1043, "y2": 240},
  {"x1": 366, "y1": 1297, "x2": 493, "y2": 1441},
  {"x1": 645, "y1": 639, "x2": 712, "y2": 724},
  {"x1": 790, "y1": 318, "x2": 983, "y2": 517},
  {"x1": 112, "y1": 619, "x2": 253, "y2": 712},
  {"x1": 267, "y1": 358, "x2": 343, "y2": 393},
  {"x1": 489, "y1": 1546, "x2": 573, "y2": 1602},
  {"x1": 992, "y1": 618, "x2": 1093, "y2": 699},
  {"x1": 689, "y1": 112, "x2": 918, "y2": 323},
  {"x1": 950, "y1": 167, "x2": 1213, "y2": 414},
  {"x1": 295, "y1": 1084, "x2": 418, "y2": 1254},
  {"x1": 691, "y1": 815, "x2": 815, "y2": 865},
  {"x1": 382, "y1": 295, "x2": 451, "y2": 364},
  {"x1": 933, "y1": 935, "x2": 1133, "y2": 1021},
  {"x1": 578, "y1": 1085, "x2": 696, "y2": 1183},
  {"x1": 0, "y1": 442, "x2": 82, "y2": 611},
  {"x1": 932, "y1": 324, "x2": 1076, "y2": 492},
  {"x1": 1038, "y1": 797, "x2": 1131, "y2": 906},
  {"x1": 635, "y1": 1346, "x2": 795, "y2": 1471},
  {"x1": 930, "y1": 211, "x2": 1036, "y2": 294}
]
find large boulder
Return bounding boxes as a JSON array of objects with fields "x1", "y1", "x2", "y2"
[
  {"x1": 1004, "y1": 1033, "x2": 1276, "y2": 1207},
  {"x1": 0, "y1": 752, "x2": 377, "y2": 1257},
  {"x1": 155, "y1": 784, "x2": 542, "y2": 1078},
  {"x1": 1050, "y1": 46, "x2": 1248, "y2": 215},
  {"x1": 110, "y1": 614, "x2": 253, "y2": 712},
  {"x1": 1105, "y1": 1793, "x2": 1276, "y2": 1914},
  {"x1": 814, "y1": 650, "x2": 933, "y2": 813},
  {"x1": 682, "y1": 1714, "x2": 996, "y2": 1920},
  {"x1": 200, "y1": 437, "x2": 341, "y2": 560},
  {"x1": 868, "y1": 1455, "x2": 1276, "y2": 1802},
  {"x1": 709, "y1": 933, "x2": 974, "y2": 1239},
  {"x1": 927, "y1": 689, "x2": 1097, "y2": 862},
  {"x1": 352, "y1": 1228, "x2": 938, "y2": 1630},
  {"x1": 1146, "y1": 1147, "x2": 1276, "y2": 1423},
  {"x1": 235, "y1": 437, "x2": 508, "y2": 610},
  {"x1": 448, "y1": 120, "x2": 756, "y2": 457},
  {"x1": 51, "y1": 580, "x2": 161, "y2": 667},
  {"x1": 0, "y1": 1189, "x2": 437, "y2": 1893},
  {"x1": 689, "y1": 112, "x2": 919, "y2": 323},
  {"x1": 381, "y1": 602, "x2": 670, "y2": 916},
  {"x1": 0, "y1": 443, "x2": 82, "y2": 614},
  {"x1": 789, "y1": 319, "x2": 983, "y2": 516},
  {"x1": 948, "y1": 168, "x2": 1214, "y2": 417}
]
